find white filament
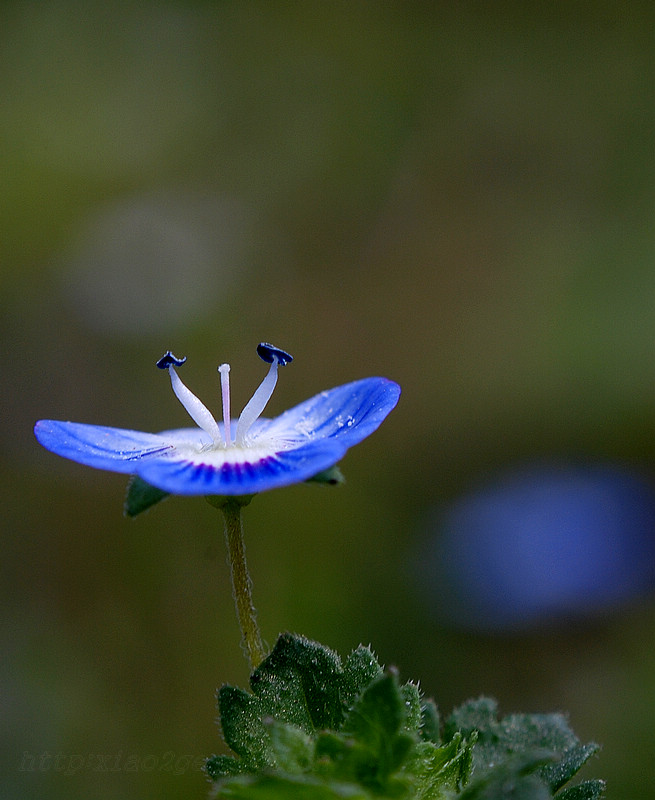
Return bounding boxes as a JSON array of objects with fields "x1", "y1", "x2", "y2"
[
  {"x1": 218, "y1": 363, "x2": 232, "y2": 447},
  {"x1": 167, "y1": 366, "x2": 223, "y2": 446},
  {"x1": 235, "y1": 359, "x2": 279, "y2": 445}
]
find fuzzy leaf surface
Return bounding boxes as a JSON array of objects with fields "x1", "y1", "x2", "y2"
[{"x1": 208, "y1": 634, "x2": 601, "y2": 800}]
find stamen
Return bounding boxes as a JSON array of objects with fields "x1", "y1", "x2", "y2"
[
  {"x1": 157, "y1": 352, "x2": 223, "y2": 446},
  {"x1": 235, "y1": 343, "x2": 293, "y2": 445},
  {"x1": 218, "y1": 363, "x2": 232, "y2": 447},
  {"x1": 157, "y1": 351, "x2": 187, "y2": 369},
  {"x1": 257, "y1": 342, "x2": 293, "y2": 366}
]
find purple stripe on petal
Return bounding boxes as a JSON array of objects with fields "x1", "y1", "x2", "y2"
[{"x1": 136, "y1": 440, "x2": 347, "y2": 496}]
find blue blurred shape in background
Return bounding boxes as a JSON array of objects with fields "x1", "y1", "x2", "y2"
[{"x1": 421, "y1": 463, "x2": 655, "y2": 631}]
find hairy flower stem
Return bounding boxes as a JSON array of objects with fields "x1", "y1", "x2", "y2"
[{"x1": 206, "y1": 495, "x2": 265, "y2": 671}]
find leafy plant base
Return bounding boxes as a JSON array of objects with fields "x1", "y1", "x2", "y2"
[{"x1": 207, "y1": 633, "x2": 604, "y2": 800}]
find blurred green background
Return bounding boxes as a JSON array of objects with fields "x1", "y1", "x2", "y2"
[{"x1": 4, "y1": 2, "x2": 655, "y2": 797}]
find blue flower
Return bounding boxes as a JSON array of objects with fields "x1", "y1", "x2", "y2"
[
  {"x1": 34, "y1": 343, "x2": 400, "y2": 496},
  {"x1": 419, "y1": 462, "x2": 655, "y2": 631}
]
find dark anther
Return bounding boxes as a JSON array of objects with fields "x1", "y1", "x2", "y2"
[
  {"x1": 257, "y1": 343, "x2": 293, "y2": 366},
  {"x1": 156, "y1": 351, "x2": 187, "y2": 369}
]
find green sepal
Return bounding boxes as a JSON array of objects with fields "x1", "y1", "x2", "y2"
[
  {"x1": 206, "y1": 494, "x2": 255, "y2": 510},
  {"x1": 124, "y1": 475, "x2": 169, "y2": 517},
  {"x1": 304, "y1": 465, "x2": 345, "y2": 486}
]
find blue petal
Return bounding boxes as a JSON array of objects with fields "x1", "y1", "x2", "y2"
[
  {"x1": 260, "y1": 378, "x2": 401, "y2": 445},
  {"x1": 135, "y1": 440, "x2": 348, "y2": 496},
  {"x1": 34, "y1": 420, "x2": 175, "y2": 473}
]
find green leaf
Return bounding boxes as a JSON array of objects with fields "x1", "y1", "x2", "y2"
[
  {"x1": 207, "y1": 753, "x2": 247, "y2": 781},
  {"x1": 214, "y1": 773, "x2": 370, "y2": 799},
  {"x1": 210, "y1": 635, "x2": 422, "y2": 797},
  {"x1": 447, "y1": 698, "x2": 576, "y2": 773},
  {"x1": 419, "y1": 700, "x2": 441, "y2": 745},
  {"x1": 266, "y1": 719, "x2": 314, "y2": 774},
  {"x1": 404, "y1": 733, "x2": 476, "y2": 799},
  {"x1": 336, "y1": 670, "x2": 414, "y2": 793},
  {"x1": 343, "y1": 670, "x2": 405, "y2": 743},
  {"x1": 459, "y1": 757, "x2": 553, "y2": 800},
  {"x1": 557, "y1": 780, "x2": 606, "y2": 800},
  {"x1": 446, "y1": 697, "x2": 602, "y2": 799},
  {"x1": 444, "y1": 697, "x2": 498, "y2": 745},
  {"x1": 341, "y1": 645, "x2": 383, "y2": 709},
  {"x1": 400, "y1": 683, "x2": 423, "y2": 736},
  {"x1": 218, "y1": 685, "x2": 272, "y2": 771},
  {"x1": 208, "y1": 634, "x2": 603, "y2": 800},
  {"x1": 249, "y1": 633, "x2": 346, "y2": 732},
  {"x1": 124, "y1": 475, "x2": 169, "y2": 517},
  {"x1": 541, "y1": 744, "x2": 599, "y2": 793}
]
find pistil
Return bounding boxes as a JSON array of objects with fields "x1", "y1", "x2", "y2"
[{"x1": 218, "y1": 363, "x2": 232, "y2": 447}]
